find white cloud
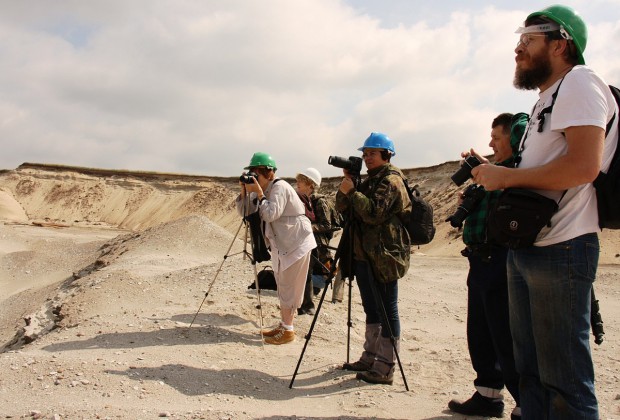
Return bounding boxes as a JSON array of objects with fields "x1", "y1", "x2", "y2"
[{"x1": 1, "y1": 0, "x2": 618, "y2": 178}]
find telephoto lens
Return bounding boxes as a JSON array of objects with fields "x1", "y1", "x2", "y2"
[
  {"x1": 327, "y1": 156, "x2": 363, "y2": 175},
  {"x1": 451, "y1": 155, "x2": 481, "y2": 186},
  {"x1": 445, "y1": 184, "x2": 486, "y2": 228}
]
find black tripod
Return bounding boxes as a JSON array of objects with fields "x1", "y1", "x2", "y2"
[
  {"x1": 289, "y1": 249, "x2": 338, "y2": 388},
  {"x1": 189, "y1": 196, "x2": 266, "y2": 337},
  {"x1": 289, "y1": 204, "x2": 409, "y2": 390}
]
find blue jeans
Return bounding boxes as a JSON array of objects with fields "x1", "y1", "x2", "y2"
[
  {"x1": 354, "y1": 260, "x2": 400, "y2": 338},
  {"x1": 507, "y1": 233, "x2": 599, "y2": 419}
]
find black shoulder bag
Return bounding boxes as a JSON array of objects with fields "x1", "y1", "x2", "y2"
[{"x1": 488, "y1": 78, "x2": 567, "y2": 249}]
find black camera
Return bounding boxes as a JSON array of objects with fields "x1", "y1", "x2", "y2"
[
  {"x1": 239, "y1": 171, "x2": 258, "y2": 184},
  {"x1": 451, "y1": 155, "x2": 481, "y2": 186},
  {"x1": 328, "y1": 155, "x2": 363, "y2": 175},
  {"x1": 445, "y1": 184, "x2": 486, "y2": 228}
]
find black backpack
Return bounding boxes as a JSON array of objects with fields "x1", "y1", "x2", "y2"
[
  {"x1": 247, "y1": 266, "x2": 277, "y2": 290},
  {"x1": 404, "y1": 181, "x2": 436, "y2": 245},
  {"x1": 389, "y1": 171, "x2": 436, "y2": 245},
  {"x1": 593, "y1": 85, "x2": 620, "y2": 229}
]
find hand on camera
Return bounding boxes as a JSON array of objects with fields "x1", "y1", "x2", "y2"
[
  {"x1": 471, "y1": 164, "x2": 508, "y2": 191},
  {"x1": 457, "y1": 190, "x2": 465, "y2": 205},
  {"x1": 238, "y1": 181, "x2": 247, "y2": 198},
  {"x1": 245, "y1": 177, "x2": 262, "y2": 195},
  {"x1": 465, "y1": 148, "x2": 489, "y2": 165},
  {"x1": 339, "y1": 174, "x2": 355, "y2": 194}
]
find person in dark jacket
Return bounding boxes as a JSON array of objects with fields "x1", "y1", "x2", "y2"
[
  {"x1": 447, "y1": 113, "x2": 528, "y2": 420},
  {"x1": 336, "y1": 132, "x2": 411, "y2": 385}
]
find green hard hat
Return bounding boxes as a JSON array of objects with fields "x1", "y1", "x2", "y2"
[
  {"x1": 527, "y1": 5, "x2": 587, "y2": 65},
  {"x1": 244, "y1": 152, "x2": 277, "y2": 170}
]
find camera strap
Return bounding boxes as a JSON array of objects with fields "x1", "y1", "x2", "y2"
[
  {"x1": 515, "y1": 74, "x2": 570, "y2": 207},
  {"x1": 517, "y1": 69, "x2": 572, "y2": 167}
]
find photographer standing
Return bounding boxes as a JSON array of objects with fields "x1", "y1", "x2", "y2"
[
  {"x1": 472, "y1": 6, "x2": 618, "y2": 418},
  {"x1": 447, "y1": 113, "x2": 527, "y2": 420},
  {"x1": 236, "y1": 152, "x2": 316, "y2": 345},
  {"x1": 336, "y1": 132, "x2": 411, "y2": 385},
  {"x1": 296, "y1": 168, "x2": 342, "y2": 315}
]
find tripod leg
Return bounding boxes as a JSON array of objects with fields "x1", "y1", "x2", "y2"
[
  {"x1": 346, "y1": 275, "x2": 354, "y2": 363},
  {"x1": 252, "y1": 261, "x2": 265, "y2": 344},
  {"x1": 245, "y1": 222, "x2": 265, "y2": 346},
  {"x1": 189, "y1": 219, "x2": 245, "y2": 328},
  {"x1": 289, "y1": 273, "x2": 334, "y2": 388}
]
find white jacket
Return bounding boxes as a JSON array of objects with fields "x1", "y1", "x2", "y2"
[{"x1": 236, "y1": 178, "x2": 316, "y2": 269}]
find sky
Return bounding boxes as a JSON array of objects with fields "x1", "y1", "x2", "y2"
[{"x1": 1, "y1": 0, "x2": 619, "y2": 178}]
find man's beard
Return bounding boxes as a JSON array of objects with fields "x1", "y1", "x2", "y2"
[{"x1": 513, "y1": 50, "x2": 552, "y2": 91}]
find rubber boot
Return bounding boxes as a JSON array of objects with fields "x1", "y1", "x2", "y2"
[
  {"x1": 331, "y1": 271, "x2": 344, "y2": 303},
  {"x1": 357, "y1": 336, "x2": 398, "y2": 385},
  {"x1": 342, "y1": 323, "x2": 381, "y2": 371}
]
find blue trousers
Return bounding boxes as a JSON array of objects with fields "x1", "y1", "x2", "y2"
[
  {"x1": 354, "y1": 260, "x2": 400, "y2": 338},
  {"x1": 508, "y1": 233, "x2": 599, "y2": 419}
]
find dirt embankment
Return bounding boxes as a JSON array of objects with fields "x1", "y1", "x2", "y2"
[{"x1": 1, "y1": 161, "x2": 619, "y2": 264}]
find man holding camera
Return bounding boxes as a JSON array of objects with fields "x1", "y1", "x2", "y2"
[
  {"x1": 335, "y1": 132, "x2": 410, "y2": 385},
  {"x1": 447, "y1": 113, "x2": 527, "y2": 419},
  {"x1": 472, "y1": 6, "x2": 618, "y2": 418}
]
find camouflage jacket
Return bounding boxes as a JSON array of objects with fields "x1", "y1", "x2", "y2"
[
  {"x1": 310, "y1": 193, "x2": 335, "y2": 261},
  {"x1": 336, "y1": 163, "x2": 411, "y2": 283}
]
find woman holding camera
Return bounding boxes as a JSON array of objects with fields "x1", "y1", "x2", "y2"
[
  {"x1": 335, "y1": 132, "x2": 411, "y2": 385},
  {"x1": 236, "y1": 152, "x2": 316, "y2": 345}
]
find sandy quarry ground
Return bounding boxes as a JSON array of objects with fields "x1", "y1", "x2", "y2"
[
  {"x1": 1, "y1": 217, "x2": 619, "y2": 420},
  {"x1": 1, "y1": 164, "x2": 619, "y2": 419}
]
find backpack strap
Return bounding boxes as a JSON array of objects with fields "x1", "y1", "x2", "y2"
[
  {"x1": 605, "y1": 110, "x2": 616, "y2": 137},
  {"x1": 381, "y1": 169, "x2": 412, "y2": 197},
  {"x1": 387, "y1": 170, "x2": 416, "y2": 210}
]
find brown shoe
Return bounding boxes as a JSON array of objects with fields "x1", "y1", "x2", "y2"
[
  {"x1": 261, "y1": 324, "x2": 283, "y2": 337},
  {"x1": 264, "y1": 329, "x2": 295, "y2": 345},
  {"x1": 356, "y1": 369, "x2": 393, "y2": 385},
  {"x1": 341, "y1": 360, "x2": 373, "y2": 372}
]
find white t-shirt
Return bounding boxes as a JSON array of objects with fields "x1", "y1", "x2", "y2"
[{"x1": 517, "y1": 65, "x2": 618, "y2": 246}]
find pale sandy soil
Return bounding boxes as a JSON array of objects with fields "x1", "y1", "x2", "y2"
[{"x1": 0, "y1": 164, "x2": 619, "y2": 419}]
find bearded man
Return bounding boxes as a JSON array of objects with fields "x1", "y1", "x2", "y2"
[{"x1": 471, "y1": 5, "x2": 618, "y2": 419}]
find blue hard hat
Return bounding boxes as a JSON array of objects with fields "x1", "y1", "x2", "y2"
[{"x1": 358, "y1": 132, "x2": 396, "y2": 156}]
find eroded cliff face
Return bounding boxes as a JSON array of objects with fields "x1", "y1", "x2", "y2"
[
  {"x1": 0, "y1": 162, "x2": 461, "y2": 237},
  {"x1": 3, "y1": 162, "x2": 619, "y2": 263},
  {"x1": 0, "y1": 163, "x2": 243, "y2": 231}
]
